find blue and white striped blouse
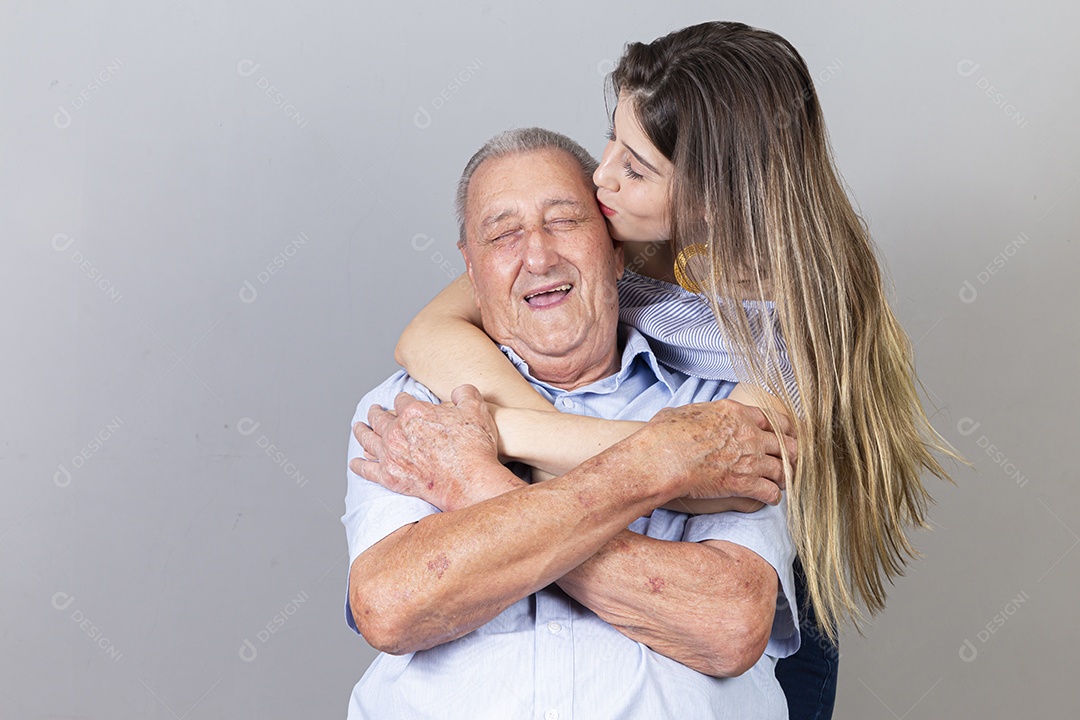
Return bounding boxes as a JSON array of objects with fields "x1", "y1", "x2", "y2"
[{"x1": 617, "y1": 270, "x2": 800, "y2": 404}]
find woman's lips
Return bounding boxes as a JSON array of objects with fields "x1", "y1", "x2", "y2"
[{"x1": 598, "y1": 201, "x2": 617, "y2": 217}]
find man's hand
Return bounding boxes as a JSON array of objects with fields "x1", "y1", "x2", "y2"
[
  {"x1": 350, "y1": 384, "x2": 510, "y2": 512},
  {"x1": 636, "y1": 399, "x2": 797, "y2": 506}
]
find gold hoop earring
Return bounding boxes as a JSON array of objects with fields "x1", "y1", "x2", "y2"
[{"x1": 673, "y1": 243, "x2": 710, "y2": 294}]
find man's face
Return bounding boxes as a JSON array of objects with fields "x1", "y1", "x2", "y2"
[{"x1": 461, "y1": 148, "x2": 624, "y2": 388}]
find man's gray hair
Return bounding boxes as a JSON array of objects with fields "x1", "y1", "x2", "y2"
[{"x1": 455, "y1": 127, "x2": 599, "y2": 245}]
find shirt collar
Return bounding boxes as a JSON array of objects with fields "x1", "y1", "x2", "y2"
[{"x1": 498, "y1": 324, "x2": 682, "y2": 397}]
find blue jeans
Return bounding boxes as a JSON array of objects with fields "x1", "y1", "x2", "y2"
[{"x1": 775, "y1": 556, "x2": 839, "y2": 720}]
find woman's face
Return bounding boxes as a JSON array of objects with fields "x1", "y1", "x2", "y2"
[{"x1": 593, "y1": 96, "x2": 675, "y2": 244}]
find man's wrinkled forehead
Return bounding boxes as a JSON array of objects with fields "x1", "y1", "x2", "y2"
[
  {"x1": 478, "y1": 197, "x2": 591, "y2": 232},
  {"x1": 463, "y1": 150, "x2": 598, "y2": 242}
]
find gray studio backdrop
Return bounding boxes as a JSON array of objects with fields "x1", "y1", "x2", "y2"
[{"x1": 2, "y1": 0, "x2": 1076, "y2": 717}]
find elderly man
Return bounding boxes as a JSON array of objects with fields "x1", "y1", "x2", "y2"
[{"x1": 342, "y1": 128, "x2": 799, "y2": 719}]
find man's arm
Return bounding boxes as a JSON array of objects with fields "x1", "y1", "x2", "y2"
[
  {"x1": 348, "y1": 430, "x2": 677, "y2": 655},
  {"x1": 553, "y1": 382, "x2": 798, "y2": 675},
  {"x1": 352, "y1": 469, "x2": 782, "y2": 676},
  {"x1": 349, "y1": 386, "x2": 796, "y2": 665},
  {"x1": 554, "y1": 532, "x2": 778, "y2": 677}
]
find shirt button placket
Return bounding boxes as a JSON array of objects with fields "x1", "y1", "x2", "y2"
[{"x1": 535, "y1": 593, "x2": 572, "y2": 720}]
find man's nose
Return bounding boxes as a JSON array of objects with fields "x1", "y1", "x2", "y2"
[
  {"x1": 593, "y1": 140, "x2": 619, "y2": 192},
  {"x1": 522, "y1": 228, "x2": 559, "y2": 274}
]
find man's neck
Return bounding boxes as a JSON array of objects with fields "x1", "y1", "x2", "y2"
[{"x1": 521, "y1": 343, "x2": 623, "y2": 391}]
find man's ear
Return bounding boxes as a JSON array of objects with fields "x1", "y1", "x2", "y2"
[{"x1": 459, "y1": 243, "x2": 482, "y2": 310}]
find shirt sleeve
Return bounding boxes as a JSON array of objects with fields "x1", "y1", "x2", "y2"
[
  {"x1": 341, "y1": 371, "x2": 442, "y2": 634},
  {"x1": 680, "y1": 501, "x2": 800, "y2": 658}
]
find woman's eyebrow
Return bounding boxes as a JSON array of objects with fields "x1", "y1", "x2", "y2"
[{"x1": 622, "y1": 142, "x2": 660, "y2": 175}]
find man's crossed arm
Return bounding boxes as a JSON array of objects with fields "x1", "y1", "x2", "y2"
[{"x1": 347, "y1": 386, "x2": 788, "y2": 677}]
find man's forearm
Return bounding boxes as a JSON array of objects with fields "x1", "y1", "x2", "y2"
[
  {"x1": 555, "y1": 531, "x2": 778, "y2": 677},
  {"x1": 349, "y1": 440, "x2": 682, "y2": 655}
]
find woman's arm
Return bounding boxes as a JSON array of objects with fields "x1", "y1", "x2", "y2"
[
  {"x1": 396, "y1": 280, "x2": 784, "y2": 514},
  {"x1": 395, "y1": 279, "x2": 644, "y2": 473},
  {"x1": 494, "y1": 383, "x2": 774, "y2": 515},
  {"x1": 394, "y1": 243, "x2": 676, "y2": 411},
  {"x1": 491, "y1": 406, "x2": 640, "y2": 474},
  {"x1": 394, "y1": 277, "x2": 556, "y2": 412}
]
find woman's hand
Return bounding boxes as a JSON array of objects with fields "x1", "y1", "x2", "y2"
[
  {"x1": 350, "y1": 385, "x2": 519, "y2": 512},
  {"x1": 633, "y1": 398, "x2": 797, "y2": 506}
]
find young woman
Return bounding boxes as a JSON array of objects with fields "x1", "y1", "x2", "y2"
[{"x1": 394, "y1": 21, "x2": 959, "y2": 717}]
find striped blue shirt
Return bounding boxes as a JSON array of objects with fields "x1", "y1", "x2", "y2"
[
  {"x1": 618, "y1": 270, "x2": 800, "y2": 405},
  {"x1": 342, "y1": 326, "x2": 799, "y2": 719}
]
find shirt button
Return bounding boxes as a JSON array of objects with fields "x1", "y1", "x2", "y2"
[
  {"x1": 557, "y1": 397, "x2": 572, "y2": 408},
  {"x1": 547, "y1": 621, "x2": 562, "y2": 634},
  {"x1": 545, "y1": 710, "x2": 560, "y2": 720}
]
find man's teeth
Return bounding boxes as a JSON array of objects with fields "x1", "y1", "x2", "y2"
[{"x1": 525, "y1": 284, "x2": 571, "y2": 301}]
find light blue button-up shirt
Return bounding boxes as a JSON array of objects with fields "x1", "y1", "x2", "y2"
[{"x1": 342, "y1": 326, "x2": 799, "y2": 720}]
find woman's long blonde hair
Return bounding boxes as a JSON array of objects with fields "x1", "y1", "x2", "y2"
[{"x1": 612, "y1": 21, "x2": 961, "y2": 640}]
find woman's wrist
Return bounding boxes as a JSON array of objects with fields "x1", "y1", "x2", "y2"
[{"x1": 489, "y1": 405, "x2": 534, "y2": 464}]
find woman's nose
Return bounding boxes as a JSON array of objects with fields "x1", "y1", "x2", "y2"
[{"x1": 593, "y1": 141, "x2": 619, "y2": 192}]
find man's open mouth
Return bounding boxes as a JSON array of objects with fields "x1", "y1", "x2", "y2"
[{"x1": 524, "y1": 284, "x2": 572, "y2": 307}]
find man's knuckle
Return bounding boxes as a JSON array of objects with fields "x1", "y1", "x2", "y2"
[{"x1": 399, "y1": 403, "x2": 424, "y2": 421}]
